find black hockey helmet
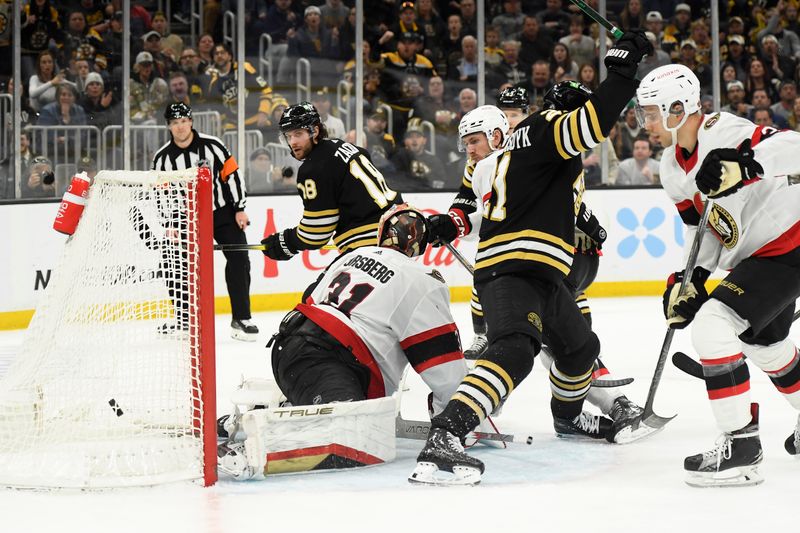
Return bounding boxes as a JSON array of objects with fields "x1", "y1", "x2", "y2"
[
  {"x1": 279, "y1": 102, "x2": 321, "y2": 135},
  {"x1": 378, "y1": 203, "x2": 429, "y2": 258},
  {"x1": 164, "y1": 101, "x2": 192, "y2": 123},
  {"x1": 543, "y1": 81, "x2": 593, "y2": 112},
  {"x1": 497, "y1": 86, "x2": 530, "y2": 112}
]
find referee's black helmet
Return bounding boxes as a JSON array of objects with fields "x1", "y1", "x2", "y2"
[
  {"x1": 543, "y1": 81, "x2": 593, "y2": 112},
  {"x1": 164, "y1": 102, "x2": 192, "y2": 123}
]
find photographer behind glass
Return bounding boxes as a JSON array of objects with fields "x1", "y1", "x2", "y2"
[{"x1": 22, "y1": 156, "x2": 56, "y2": 199}]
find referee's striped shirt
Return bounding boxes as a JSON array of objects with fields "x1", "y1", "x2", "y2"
[{"x1": 152, "y1": 129, "x2": 246, "y2": 211}]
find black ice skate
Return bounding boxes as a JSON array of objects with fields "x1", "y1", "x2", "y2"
[
  {"x1": 231, "y1": 319, "x2": 259, "y2": 341},
  {"x1": 684, "y1": 403, "x2": 763, "y2": 488},
  {"x1": 554, "y1": 411, "x2": 613, "y2": 440},
  {"x1": 409, "y1": 427, "x2": 485, "y2": 486},
  {"x1": 784, "y1": 413, "x2": 800, "y2": 456},
  {"x1": 606, "y1": 396, "x2": 662, "y2": 444},
  {"x1": 464, "y1": 334, "x2": 489, "y2": 360}
]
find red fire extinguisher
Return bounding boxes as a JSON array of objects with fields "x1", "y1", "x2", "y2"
[{"x1": 53, "y1": 172, "x2": 92, "y2": 235}]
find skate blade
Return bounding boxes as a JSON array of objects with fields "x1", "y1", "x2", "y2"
[
  {"x1": 230, "y1": 329, "x2": 259, "y2": 342},
  {"x1": 408, "y1": 462, "x2": 481, "y2": 486},
  {"x1": 685, "y1": 465, "x2": 764, "y2": 488},
  {"x1": 612, "y1": 423, "x2": 665, "y2": 444}
]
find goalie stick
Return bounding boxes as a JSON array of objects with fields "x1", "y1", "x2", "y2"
[
  {"x1": 672, "y1": 308, "x2": 800, "y2": 379},
  {"x1": 214, "y1": 243, "x2": 338, "y2": 252}
]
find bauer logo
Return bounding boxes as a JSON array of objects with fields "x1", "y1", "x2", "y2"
[{"x1": 616, "y1": 207, "x2": 667, "y2": 258}]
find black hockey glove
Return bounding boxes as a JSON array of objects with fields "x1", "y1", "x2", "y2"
[
  {"x1": 427, "y1": 209, "x2": 471, "y2": 246},
  {"x1": 575, "y1": 203, "x2": 607, "y2": 254},
  {"x1": 261, "y1": 229, "x2": 297, "y2": 261},
  {"x1": 695, "y1": 139, "x2": 764, "y2": 199},
  {"x1": 603, "y1": 30, "x2": 654, "y2": 79},
  {"x1": 662, "y1": 267, "x2": 711, "y2": 329}
]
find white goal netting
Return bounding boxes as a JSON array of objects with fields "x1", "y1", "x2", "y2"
[{"x1": 0, "y1": 169, "x2": 216, "y2": 488}]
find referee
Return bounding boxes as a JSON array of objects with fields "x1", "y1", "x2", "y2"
[{"x1": 152, "y1": 102, "x2": 259, "y2": 341}]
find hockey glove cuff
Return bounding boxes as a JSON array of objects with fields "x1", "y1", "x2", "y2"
[
  {"x1": 575, "y1": 204, "x2": 607, "y2": 253},
  {"x1": 603, "y1": 30, "x2": 653, "y2": 79},
  {"x1": 695, "y1": 139, "x2": 763, "y2": 198},
  {"x1": 662, "y1": 267, "x2": 711, "y2": 329},
  {"x1": 262, "y1": 229, "x2": 298, "y2": 261}
]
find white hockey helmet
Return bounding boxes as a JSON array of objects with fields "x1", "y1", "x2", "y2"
[
  {"x1": 457, "y1": 105, "x2": 509, "y2": 152},
  {"x1": 635, "y1": 64, "x2": 701, "y2": 134}
]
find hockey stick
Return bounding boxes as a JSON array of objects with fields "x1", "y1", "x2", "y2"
[
  {"x1": 672, "y1": 308, "x2": 800, "y2": 379},
  {"x1": 443, "y1": 241, "x2": 474, "y2": 275},
  {"x1": 640, "y1": 199, "x2": 714, "y2": 430},
  {"x1": 214, "y1": 243, "x2": 338, "y2": 252},
  {"x1": 567, "y1": 0, "x2": 624, "y2": 39},
  {"x1": 395, "y1": 416, "x2": 532, "y2": 445}
]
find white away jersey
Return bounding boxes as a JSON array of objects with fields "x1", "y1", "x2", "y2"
[
  {"x1": 296, "y1": 246, "x2": 467, "y2": 414},
  {"x1": 660, "y1": 112, "x2": 800, "y2": 271}
]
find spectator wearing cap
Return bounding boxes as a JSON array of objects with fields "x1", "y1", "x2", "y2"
[
  {"x1": 664, "y1": 3, "x2": 692, "y2": 51},
  {"x1": 617, "y1": 104, "x2": 641, "y2": 161},
  {"x1": 619, "y1": 0, "x2": 645, "y2": 32},
  {"x1": 771, "y1": 80, "x2": 797, "y2": 122},
  {"x1": 724, "y1": 34, "x2": 750, "y2": 82},
  {"x1": 246, "y1": 148, "x2": 283, "y2": 194},
  {"x1": 390, "y1": 118, "x2": 449, "y2": 191},
  {"x1": 758, "y1": 0, "x2": 800, "y2": 60},
  {"x1": 391, "y1": 2, "x2": 421, "y2": 43},
  {"x1": 380, "y1": 30, "x2": 437, "y2": 109},
  {"x1": 141, "y1": 29, "x2": 178, "y2": 80},
  {"x1": 79, "y1": 71, "x2": 119, "y2": 130},
  {"x1": 535, "y1": 0, "x2": 571, "y2": 41},
  {"x1": 637, "y1": 31, "x2": 671, "y2": 79},
  {"x1": 559, "y1": 15, "x2": 594, "y2": 69},
  {"x1": 207, "y1": 43, "x2": 274, "y2": 131},
  {"x1": 493, "y1": 0, "x2": 525, "y2": 41},
  {"x1": 76, "y1": 155, "x2": 97, "y2": 180},
  {"x1": 130, "y1": 51, "x2": 169, "y2": 124},
  {"x1": 677, "y1": 39, "x2": 712, "y2": 93},
  {"x1": 280, "y1": 5, "x2": 343, "y2": 86},
  {"x1": 517, "y1": 16, "x2": 554, "y2": 68},
  {"x1": 151, "y1": 11, "x2": 184, "y2": 63},
  {"x1": 311, "y1": 88, "x2": 346, "y2": 140},
  {"x1": 362, "y1": 109, "x2": 398, "y2": 172},
  {"x1": 760, "y1": 33, "x2": 796, "y2": 81},
  {"x1": 644, "y1": 11, "x2": 665, "y2": 41},
  {"x1": 100, "y1": 11, "x2": 124, "y2": 74},
  {"x1": 259, "y1": 95, "x2": 290, "y2": 145},
  {"x1": 721, "y1": 80, "x2": 752, "y2": 117}
]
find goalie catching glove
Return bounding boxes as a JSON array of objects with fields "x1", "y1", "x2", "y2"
[
  {"x1": 662, "y1": 267, "x2": 711, "y2": 329},
  {"x1": 261, "y1": 229, "x2": 297, "y2": 260},
  {"x1": 695, "y1": 138, "x2": 763, "y2": 198},
  {"x1": 427, "y1": 209, "x2": 471, "y2": 246}
]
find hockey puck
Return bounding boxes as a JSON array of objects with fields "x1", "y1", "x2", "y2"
[{"x1": 526, "y1": 436, "x2": 533, "y2": 445}]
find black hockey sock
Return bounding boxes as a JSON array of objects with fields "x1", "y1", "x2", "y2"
[
  {"x1": 432, "y1": 400, "x2": 481, "y2": 439},
  {"x1": 472, "y1": 312, "x2": 487, "y2": 335}
]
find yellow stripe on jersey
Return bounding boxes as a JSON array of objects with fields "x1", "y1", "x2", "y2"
[
  {"x1": 303, "y1": 208, "x2": 340, "y2": 218},
  {"x1": 464, "y1": 376, "x2": 500, "y2": 406},
  {"x1": 333, "y1": 222, "x2": 379, "y2": 244},
  {"x1": 339, "y1": 237, "x2": 377, "y2": 252},
  {"x1": 296, "y1": 233, "x2": 330, "y2": 246},
  {"x1": 452, "y1": 393, "x2": 486, "y2": 418},
  {"x1": 585, "y1": 101, "x2": 606, "y2": 143},
  {"x1": 475, "y1": 251, "x2": 571, "y2": 275},
  {"x1": 477, "y1": 229, "x2": 573, "y2": 253},
  {"x1": 553, "y1": 114, "x2": 571, "y2": 160},
  {"x1": 569, "y1": 111, "x2": 587, "y2": 153},
  {"x1": 298, "y1": 223, "x2": 338, "y2": 234},
  {"x1": 475, "y1": 360, "x2": 515, "y2": 394}
]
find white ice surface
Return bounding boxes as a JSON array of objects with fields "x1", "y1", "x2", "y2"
[{"x1": 1, "y1": 297, "x2": 798, "y2": 532}]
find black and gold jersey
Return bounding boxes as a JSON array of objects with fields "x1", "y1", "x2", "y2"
[
  {"x1": 286, "y1": 139, "x2": 404, "y2": 254},
  {"x1": 471, "y1": 72, "x2": 639, "y2": 285}
]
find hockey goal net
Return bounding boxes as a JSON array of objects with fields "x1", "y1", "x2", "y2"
[{"x1": 0, "y1": 168, "x2": 217, "y2": 488}]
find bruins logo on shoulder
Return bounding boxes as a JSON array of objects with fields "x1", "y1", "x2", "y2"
[
  {"x1": 527, "y1": 312, "x2": 543, "y2": 332},
  {"x1": 704, "y1": 113, "x2": 721, "y2": 130},
  {"x1": 708, "y1": 203, "x2": 739, "y2": 249}
]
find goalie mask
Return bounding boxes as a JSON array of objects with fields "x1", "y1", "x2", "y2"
[
  {"x1": 377, "y1": 204, "x2": 429, "y2": 258},
  {"x1": 457, "y1": 105, "x2": 509, "y2": 152}
]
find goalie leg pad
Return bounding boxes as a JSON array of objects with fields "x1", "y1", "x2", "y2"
[{"x1": 239, "y1": 396, "x2": 397, "y2": 478}]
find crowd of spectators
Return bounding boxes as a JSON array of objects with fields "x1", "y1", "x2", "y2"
[{"x1": 3, "y1": 0, "x2": 800, "y2": 199}]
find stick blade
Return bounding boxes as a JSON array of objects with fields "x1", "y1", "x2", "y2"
[{"x1": 640, "y1": 411, "x2": 676, "y2": 430}]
